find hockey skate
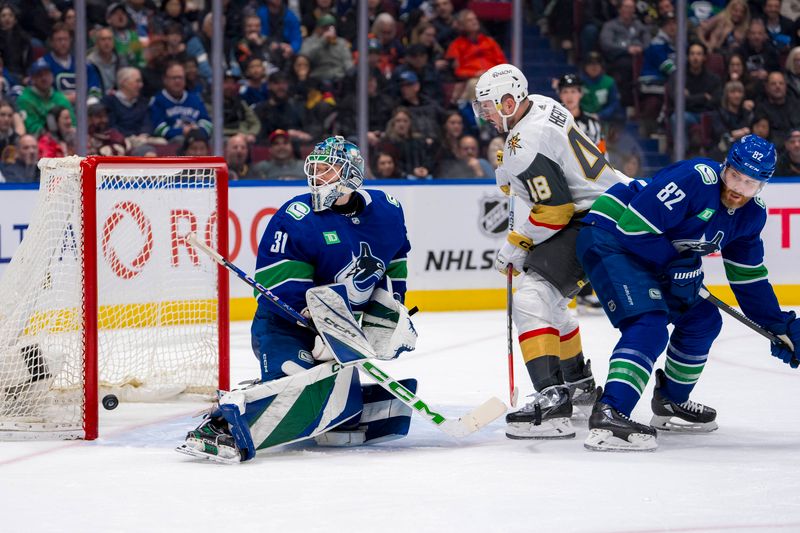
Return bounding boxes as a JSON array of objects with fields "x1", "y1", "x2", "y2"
[
  {"x1": 575, "y1": 293, "x2": 603, "y2": 314},
  {"x1": 565, "y1": 359, "x2": 598, "y2": 407},
  {"x1": 176, "y1": 414, "x2": 244, "y2": 465},
  {"x1": 505, "y1": 385, "x2": 575, "y2": 439},
  {"x1": 584, "y1": 390, "x2": 657, "y2": 452},
  {"x1": 650, "y1": 369, "x2": 718, "y2": 432}
]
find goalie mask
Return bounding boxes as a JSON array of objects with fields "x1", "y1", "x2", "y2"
[
  {"x1": 473, "y1": 64, "x2": 528, "y2": 133},
  {"x1": 304, "y1": 136, "x2": 365, "y2": 212}
]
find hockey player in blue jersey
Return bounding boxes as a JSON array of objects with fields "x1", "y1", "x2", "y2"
[
  {"x1": 177, "y1": 136, "x2": 418, "y2": 463},
  {"x1": 576, "y1": 135, "x2": 800, "y2": 452}
]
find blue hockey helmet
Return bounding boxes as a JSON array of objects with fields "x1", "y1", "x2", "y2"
[
  {"x1": 304, "y1": 136, "x2": 365, "y2": 212},
  {"x1": 725, "y1": 134, "x2": 776, "y2": 182}
]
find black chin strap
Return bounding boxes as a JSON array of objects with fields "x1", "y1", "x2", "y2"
[{"x1": 330, "y1": 192, "x2": 365, "y2": 217}]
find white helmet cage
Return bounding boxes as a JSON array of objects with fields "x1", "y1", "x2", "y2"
[
  {"x1": 473, "y1": 64, "x2": 529, "y2": 133},
  {"x1": 304, "y1": 136, "x2": 365, "y2": 212}
]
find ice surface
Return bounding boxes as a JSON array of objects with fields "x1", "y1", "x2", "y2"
[{"x1": 2, "y1": 311, "x2": 800, "y2": 533}]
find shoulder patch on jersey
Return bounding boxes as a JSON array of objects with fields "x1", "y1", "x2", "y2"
[
  {"x1": 286, "y1": 201, "x2": 311, "y2": 220},
  {"x1": 507, "y1": 132, "x2": 522, "y2": 155},
  {"x1": 754, "y1": 196, "x2": 766, "y2": 209},
  {"x1": 386, "y1": 193, "x2": 400, "y2": 207},
  {"x1": 694, "y1": 164, "x2": 718, "y2": 184}
]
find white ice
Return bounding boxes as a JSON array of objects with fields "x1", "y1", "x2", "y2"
[{"x1": 2, "y1": 310, "x2": 800, "y2": 533}]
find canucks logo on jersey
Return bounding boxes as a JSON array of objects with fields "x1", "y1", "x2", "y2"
[
  {"x1": 673, "y1": 230, "x2": 724, "y2": 256},
  {"x1": 335, "y1": 242, "x2": 386, "y2": 305}
]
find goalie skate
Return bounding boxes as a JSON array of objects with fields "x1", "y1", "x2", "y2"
[
  {"x1": 175, "y1": 416, "x2": 243, "y2": 465},
  {"x1": 505, "y1": 385, "x2": 575, "y2": 439},
  {"x1": 584, "y1": 391, "x2": 657, "y2": 452},
  {"x1": 650, "y1": 369, "x2": 718, "y2": 433}
]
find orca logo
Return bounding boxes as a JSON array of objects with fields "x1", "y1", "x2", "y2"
[
  {"x1": 673, "y1": 231, "x2": 724, "y2": 255},
  {"x1": 335, "y1": 242, "x2": 386, "y2": 305}
]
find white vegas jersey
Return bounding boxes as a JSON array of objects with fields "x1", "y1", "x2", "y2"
[{"x1": 496, "y1": 94, "x2": 630, "y2": 246}]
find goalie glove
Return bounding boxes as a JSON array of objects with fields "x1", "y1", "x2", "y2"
[
  {"x1": 495, "y1": 231, "x2": 533, "y2": 276},
  {"x1": 362, "y1": 286, "x2": 417, "y2": 360}
]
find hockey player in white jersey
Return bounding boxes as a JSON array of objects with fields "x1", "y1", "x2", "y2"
[{"x1": 473, "y1": 64, "x2": 630, "y2": 439}]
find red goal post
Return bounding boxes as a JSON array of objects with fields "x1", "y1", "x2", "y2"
[{"x1": 0, "y1": 156, "x2": 230, "y2": 440}]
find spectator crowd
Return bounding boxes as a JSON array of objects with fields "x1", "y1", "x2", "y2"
[
  {"x1": 0, "y1": 0, "x2": 798, "y2": 183},
  {"x1": 0, "y1": 0, "x2": 513, "y2": 182},
  {"x1": 544, "y1": 0, "x2": 800, "y2": 176}
]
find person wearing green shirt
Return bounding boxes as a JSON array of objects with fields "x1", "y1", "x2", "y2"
[{"x1": 17, "y1": 58, "x2": 75, "y2": 136}]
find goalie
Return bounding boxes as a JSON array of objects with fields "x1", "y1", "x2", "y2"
[{"x1": 177, "y1": 136, "x2": 418, "y2": 463}]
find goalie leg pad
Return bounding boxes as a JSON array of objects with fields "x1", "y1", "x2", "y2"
[
  {"x1": 360, "y1": 379, "x2": 416, "y2": 444},
  {"x1": 218, "y1": 361, "x2": 364, "y2": 455},
  {"x1": 313, "y1": 379, "x2": 417, "y2": 447}
]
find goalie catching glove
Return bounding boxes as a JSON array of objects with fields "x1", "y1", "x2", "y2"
[
  {"x1": 495, "y1": 231, "x2": 533, "y2": 276},
  {"x1": 362, "y1": 285, "x2": 417, "y2": 360}
]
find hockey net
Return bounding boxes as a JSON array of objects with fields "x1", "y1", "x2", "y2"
[{"x1": 0, "y1": 156, "x2": 229, "y2": 440}]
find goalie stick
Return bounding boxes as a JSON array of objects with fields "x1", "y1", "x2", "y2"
[
  {"x1": 187, "y1": 233, "x2": 506, "y2": 438},
  {"x1": 698, "y1": 287, "x2": 798, "y2": 366}
]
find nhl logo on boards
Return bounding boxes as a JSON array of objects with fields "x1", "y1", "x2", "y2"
[{"x1": 478, "y1": 195, "x2": 509, "y2": 237}]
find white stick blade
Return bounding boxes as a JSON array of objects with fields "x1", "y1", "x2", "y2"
[{"x1": 440, "y1": 397, "x2": 506, "y2": 437}]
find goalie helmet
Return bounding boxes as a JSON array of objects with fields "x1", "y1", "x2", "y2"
[
  {"x1": 473, "y1": 64, "x2": 529, "y2": 133},
  {"x1": 304, "y1": 136, "x2": 365, "y2": 212}
]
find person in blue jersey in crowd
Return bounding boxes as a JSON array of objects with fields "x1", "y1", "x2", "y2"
[
  {"x1": 178, "y1": 136, "x2": 418, "y2": 463},
  {"x1": 576, "y1": 135, "x2": 800, "y2": 452}
]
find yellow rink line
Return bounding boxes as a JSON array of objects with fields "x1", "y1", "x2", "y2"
[
  {"x1": 20, "y1": 287, "x2": 800, "y2": 328},
  {"x1": 228, "y1": 285, "x2": 800, "y2": 321}
]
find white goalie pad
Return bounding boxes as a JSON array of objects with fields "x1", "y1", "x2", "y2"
[{"x1": 220, "y1": 360, "x2": 362, "y2": 451}]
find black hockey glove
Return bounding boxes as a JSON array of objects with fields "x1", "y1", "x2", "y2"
[
  {"x1": 665, "y1": 255, "x2": 704, "y2": 307},
  {"x1": 767, "y1": 311, "x2": 800, "y2": 368}
]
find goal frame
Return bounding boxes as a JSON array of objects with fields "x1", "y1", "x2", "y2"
[{"x1": 79, "y1": 156, "x2": 230, "y2": 440}]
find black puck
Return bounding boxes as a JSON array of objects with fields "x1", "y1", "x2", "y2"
[{"x1": 102, "y1": 394, "x2": 119, "y2": 410}]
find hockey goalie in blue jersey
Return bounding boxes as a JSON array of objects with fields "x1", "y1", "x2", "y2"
[
  {"x1": 577, "y1": 135, "x2": 800, "y2": 452},
  {"x1": 177, "y1": 136, "x2": 418, "y2": 463}
]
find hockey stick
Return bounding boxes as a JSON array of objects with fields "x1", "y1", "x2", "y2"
[
  {"x1": 506, "y1": 195, "x2": 519, "y2": 407},
  {"x1": 187, "y1": 233, "x2": 506, "y2": 437},
  {"x1": 698, "y1": 287, "x2": 798, "y2": 366}
]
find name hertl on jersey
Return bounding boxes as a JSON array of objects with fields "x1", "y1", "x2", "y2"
[{"x1": 497, "y1": 94, "x2": 630, "y2": 246}]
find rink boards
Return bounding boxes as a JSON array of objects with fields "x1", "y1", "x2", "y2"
[{"x1": 2, "y1": 178, "x2": 800, "y2": 319}]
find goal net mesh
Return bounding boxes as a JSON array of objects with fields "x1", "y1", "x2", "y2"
[{"x1": 0, "y1": 156, "x2": 224, "y2": 438}]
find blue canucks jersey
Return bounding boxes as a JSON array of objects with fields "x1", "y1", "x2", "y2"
[
  {"x1": 584, "y1": 158, "x2": 783, "y2": 327},
  {"x1": 253, "y1": 189, "x2": 410, "y2": 317}
]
